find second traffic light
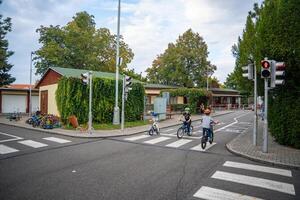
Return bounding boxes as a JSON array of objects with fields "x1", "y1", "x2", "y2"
[
  {"x1": 261, "y1": 59, "x2": 271, "y2": 78},
  {"x1": 242, "y1": 63, "x2": 254, "y2": 80}
]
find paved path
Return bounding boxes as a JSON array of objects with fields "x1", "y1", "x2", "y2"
[
  {"x1": 0, "y1": 110, "x2": 233, "y2": 138},
  {"x1": 227, "y1": 119, "x2": 300, "y2": 169}
]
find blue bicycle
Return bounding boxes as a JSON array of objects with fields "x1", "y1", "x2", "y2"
[
  {"x1": 201, "y1": 125, "x2": 214, "y2": 149},
  {"x1": 177, "y1": 120, "x2": 193, "y2": 139}
]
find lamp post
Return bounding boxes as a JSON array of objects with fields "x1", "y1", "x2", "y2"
[
  {"x1": 29, "y1": 51, "x2": 34, "y2": 116},
  {"x1": 113, "y1": 0, "x2": 121, "y2": 125}
]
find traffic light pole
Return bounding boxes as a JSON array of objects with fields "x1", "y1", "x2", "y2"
[
  {"x1": 263, "y1": 78, "x2": 268, "y2": 153},
  {"x1": 253, "y1": 61, "x2": 258, "y2": 146},
  {"x1": 121, "y1": 76, "x2": 125, "y2": 131},
  {"x1": 113, "y1": 0, "x2": 121, "y2": 125},
  {"x1": 88, "y1": 72, "x2": 93, "y2": 134}
]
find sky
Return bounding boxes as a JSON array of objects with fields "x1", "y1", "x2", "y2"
[{"x1": 1, "y1": 0, "x2": 263, "y2": 84}]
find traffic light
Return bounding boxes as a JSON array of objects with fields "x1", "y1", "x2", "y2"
[
  {"x1": 242, "y1": 64, "x2": 254, "y2": 80},
  {"x1": 81, "y1": 72, "x2": 89, "y2": 85},
  {"x1": 271, "y1": 61, "x2": 286, "y2": 87},
  {"x1": 261, "y1": 59, "x2": 271, "y2": 78},
  {"x1": 124, "y1": 76, "x2": 132, "y2": 100}
]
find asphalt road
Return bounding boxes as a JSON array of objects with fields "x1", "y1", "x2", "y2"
[{"x1": 0, "y1": 110, "x2": 299, "y2": 200}]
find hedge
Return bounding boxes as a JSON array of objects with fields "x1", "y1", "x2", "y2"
[
  {"x1": 160, "y1": 88, "x2": 211, "y2": 113},
  {"x1": 56, "y1": 77, "x2": 145, "y2": 124}
]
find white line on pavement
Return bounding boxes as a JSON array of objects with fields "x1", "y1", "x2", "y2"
[
  {"x1": 160, "y1": 133, "x2": 202, "y2": 140},
  {"x1": 223, "y1": 161, "x2": 292, "y2": 177},
  {"x1": 162, "y1": 128, "x2": 174, "y2": 132},
  {"x1": 144, "y1": 136, "x2": 170, "y2": 144},
  {"x1": 124, "y1": 135, "x2": 150, "y2": 141},
  {"x1": 166, "y1": 139, "x2": 192, "y2": 148},
  {"x1": 214, "y1": 113, "x2": 251, "y2": 133},
  {"x1": 0, "y1": 132, "x2": 23, "y2": 143},
  {"x1": 43, "y1": 137, "x2": 71, "y2": 144},
  {"x1": 190, "y1": 142, "x2": 216, "y2": 152},
  {"x1": 0, "y1": 144, "x2": 19, "y2": 154},
  {"x1": 193, "y1": 186, "x2": 264, "y2": 200},
  {"x1": 18, "y1": 140, "x2": 48, "y2": 148},
  {"x1": 211, "y1": 171, "x2": 295, "y2": 195}
]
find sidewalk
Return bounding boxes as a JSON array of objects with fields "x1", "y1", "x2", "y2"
[
  {"x1": 0, "y1": 110, "x2": 233, "y2": 138},
  {"x1": 227, "y1": 120, "x2": 300, "y2": 169}
]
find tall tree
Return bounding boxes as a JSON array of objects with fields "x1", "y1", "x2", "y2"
[
  {"x1": 0, "y1": 0, "x2": 15, "y2": 86},
  {"x1": 34, "y1": 11, "x2": 134, "y2": 75},
  {"x1": 146, "y1": 29, "x2": 216, "y2": 87}
]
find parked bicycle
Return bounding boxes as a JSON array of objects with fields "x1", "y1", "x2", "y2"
[
  {"x1": 148, "y1": 111, "x2": 160, "y2": 136},
  {"x1": 177, "y1": 119, "x2": 193, "y2": 139}
]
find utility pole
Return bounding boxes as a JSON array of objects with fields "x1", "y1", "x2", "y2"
[
  {"x1": 113, "y1": 0, "x2": 121, "y2": 125},
  {"x1": 253, "y1": 61, "x2": 258, "y2": 146},
  {"x1": 88, "y1": 72, "x2": 93, "y2": 134},
  {"x1": 121, "y1": 76, "x2": 125, "y2": 131},
  {"x1": 29, "y1": 52, "x2": 33, "y2": 116}
]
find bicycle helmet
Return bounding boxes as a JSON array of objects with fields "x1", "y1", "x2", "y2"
[{"x1": 184, "y1": 107, "x2": 190, "y2": 112}]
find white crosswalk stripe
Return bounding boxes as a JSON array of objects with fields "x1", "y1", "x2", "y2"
[
  {"x1": 193, "y1": 161, "x2": 296, "y2": 199},
  {"x1": 165, "y1": 139, "x2": 192, "y2": 148},
  {"x1": 124, "y1": 135, "x2": 150, "y2": 141},
  {"x1": 43, "y1": 137, "x2": 71, "y2": 144},
  {"x1": 223, "y1": 161, "x2": 292, "y2": 177},
  {"x1": 193, "y1": 186, "x2": 264, "y2": 200},
  {"x1": 0, "y1": 144, "x2": 19, "y2": 154},
  {"x1": 144, "y1": 136, "x2": 170, "y2": 144},
  {"x1": 18, "y1": 140, "x2": 48, "y2": 148},
  {"x1": 190, "y1": 142, "x2": 216, "y2": 152},
  {"x1": 211, "y1": 171, "x2": 295, "y2": 195}
]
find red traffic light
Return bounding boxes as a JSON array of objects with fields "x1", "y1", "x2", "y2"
[{"x1": 261, "y1": 60, "x2": 270, "y2": 69}]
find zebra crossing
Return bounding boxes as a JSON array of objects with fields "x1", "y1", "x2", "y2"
[
  {"x1": 123, "y1": 134, "x2": 216, "y2": 152},
  {"x1": 192, "y1": 161, "x2": 296, "y2": 199},
  {"x1": 0, "y1": 136, "x2": 72, "y2": 155}
]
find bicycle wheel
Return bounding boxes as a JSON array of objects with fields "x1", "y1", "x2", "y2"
[
  {"x1": 201, "y1": 136, "x2": 207, "y2": 149},
  {"x1": 187, "y1": 125, "x2": 193, "y2": 136},
  {"x1": 209, "y1": 131, "x2": 214, "y2": 144},
  {"x1": 177, "y1": 128, "x2": 184, "y2": 139},
  {"x1": 148, "y1": 128, "x2": 154, "y2": 136}
]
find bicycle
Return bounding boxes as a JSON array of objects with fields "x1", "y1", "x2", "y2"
[
  {"x1": 201, "y1": 124, "x2": 215, "y2": 149},
  {"x1": 177, "y1": 120, "x2": 193, "y2": 139},
  {"x1": 148, "y1": 112, "x2": 160, "y2": 136}
]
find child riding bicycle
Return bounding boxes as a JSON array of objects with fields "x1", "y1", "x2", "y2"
[
  {"x1": 201, "y1": 109, "x2": 218, "y2": 143},
  {"x1": 179, "y1": 107, "x2": 192, "y2": 134}
]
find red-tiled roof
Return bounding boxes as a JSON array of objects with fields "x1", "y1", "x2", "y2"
[{"x1": 2, "y1": 84, "x2": 35, "y2": 89}]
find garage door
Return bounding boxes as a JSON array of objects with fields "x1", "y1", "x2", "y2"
[
  {"x1": 32, "y1": 96, "x2": 39, "y2": 112},
  {"x1": 2, "y1": 95, "x2": 27, "y2": 113}
]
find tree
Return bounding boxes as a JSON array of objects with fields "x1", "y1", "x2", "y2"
[
  {"x1": 34, "y1": 11, "x2": 134, "y2": 75},
  {"x1": 208, "y1": 76, "x2": 222, "y2": 88},
  {"x1": 0, "y1": 0, "x2": 15, "y2": 86},
  {"x1": 146, "y1": 29, "x2": 216, "y2": 87},
  {"x1": 228, "y1": 0, "x2": 300, "y2": 148}
]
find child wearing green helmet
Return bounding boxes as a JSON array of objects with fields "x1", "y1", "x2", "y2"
[{"x1": 180, "y1": 107, "x2": 192, "y2": 133}]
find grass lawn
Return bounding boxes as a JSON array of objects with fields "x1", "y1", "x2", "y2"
[{"x1": 63, "y1": 120, "x2": 150, "y2": 130}]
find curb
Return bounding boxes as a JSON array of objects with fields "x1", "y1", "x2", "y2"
[
  {"x1": 0, "y1": 111, "x2": 235, "y2": 139},
  {"x1": 225, "y1": 141, "x2": 300, "y2": 170}
]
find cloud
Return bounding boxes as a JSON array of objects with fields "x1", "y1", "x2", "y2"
[{"x1": 2, "y1": 0, "x2": 263, "y2": 84}]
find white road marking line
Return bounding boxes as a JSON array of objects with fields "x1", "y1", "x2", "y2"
[
  {"x1": 144, "y1": 136, "x2": 170, "y2": 144},
  {"x1": 43, "y1": 137, "x2": 71, "y2": 144},
  {"x1": 124, "y1": 135, "x2": 150, "y2": 141},
  {"x1": 190, "y1": 142, "x2": 216, "y2": 152},
  {"x1": 223, "y1": 161, "x2": 292, "y2": 177},
  {"x1": 224, "y1": 129, "x2": 242, "y2": 133},
  {"x1": 166, "y1": 139, "x2": 192, "y2": 148},
  {"x1": 160, "y1": 133, "x2": 202, "y2": 140},
  {"x1": 193, "y1": 186, "x2": 264, "y2": 200},
  {"x1": 211, "y1": 171, "x2": 295, "y2": 195},
  {"x1": 162, "y1": 128, "x2": 174, "y2": 132},
  {"x1": 18, "y1": 140, "x2": 48, "y2": 148},
  {"x1": 0, "y1": 144, "x2": 19, "y2": 154},
  {"x1": 214, "y1": 112, "x2": 251, "y2": 133},
  {"x1": 0, "y1": 132, "x2": 23, "y2": 143}
]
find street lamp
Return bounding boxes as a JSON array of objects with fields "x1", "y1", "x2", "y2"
[
  {"x1": 113, "y1": 0, "x2": 121, "y2": 125},
  {"x1": 29, "y1": 51, "x2": 34, "y2": 116}
]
